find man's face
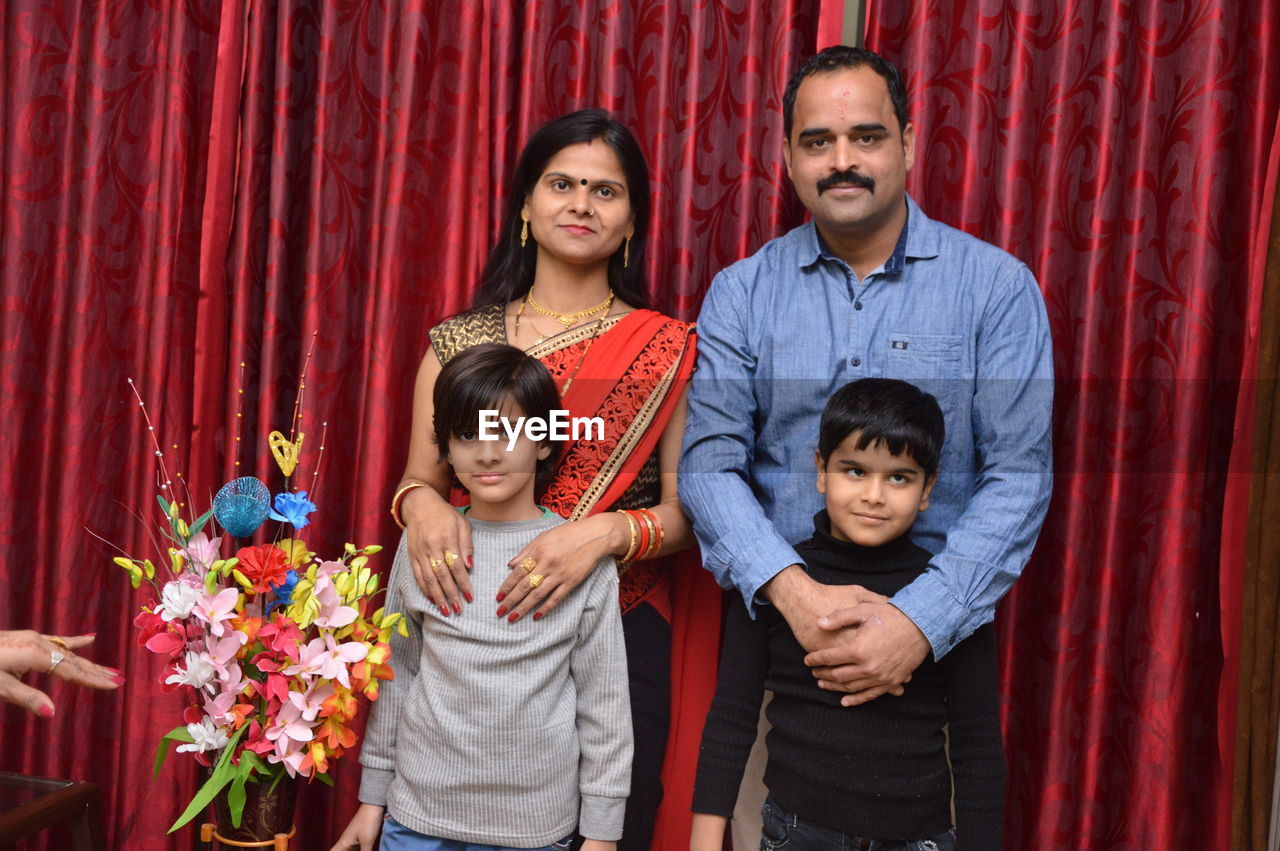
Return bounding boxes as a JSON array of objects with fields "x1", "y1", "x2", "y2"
[{"x1": 784, "y1": 65, "x2": 915, "y2": 238}]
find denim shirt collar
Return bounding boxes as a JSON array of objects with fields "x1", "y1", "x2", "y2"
[{"x1": 797, "y1": 194, "x2": 942, "y2": 273}]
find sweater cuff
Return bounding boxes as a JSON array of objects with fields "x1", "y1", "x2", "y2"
[
  {"x1": 358, "y1": 767, "x2": 395, "y2": 807},
  {"x1": 579, "y1": 794, "x2": 626, "y2": 841}
]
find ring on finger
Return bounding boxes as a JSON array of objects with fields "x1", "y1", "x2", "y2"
[
  {"x1": 528, "y1": 573, "x2": 544, "y2": 589},
  {"x1": 49, "y1": 650, "x2": 66, "y2": 673},
  {"x1": 429, "y1": 557, "x2": 444, "y2": 574},
  {"x1": 46, "y1": 636, "x2": 69, "y2": 651},
  {"x1": 443, "y1": 550, "x2": 459, "y2": 568},
  {"x1": 518, "y1": 557, "x2": 537, "y2": 574}
]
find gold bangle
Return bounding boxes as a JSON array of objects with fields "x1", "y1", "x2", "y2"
[
  {"x1": 618, "y1": 511, "x2": 641, "y2": 563},
  {"x1": 391, "y1": 482, "x2": 426, "y2": 529}
]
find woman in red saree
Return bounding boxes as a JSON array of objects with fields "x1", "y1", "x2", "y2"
[{"x1": 391, "y1": 110, "x2": 721, "y2": 850}]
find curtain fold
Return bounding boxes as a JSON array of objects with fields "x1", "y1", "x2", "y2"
[
  {"x1": 865, "y1": 1, "x2": 1279, "y2": 847},
  {"x1": 0, "y1": 2, "x2": 818, "y2": 848}
]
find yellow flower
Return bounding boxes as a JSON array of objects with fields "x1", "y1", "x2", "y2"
[{"x1": 276, "y1": 538, "x2": 314, "y2": 566}]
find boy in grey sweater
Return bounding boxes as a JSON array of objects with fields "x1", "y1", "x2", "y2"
[{"x1": 333, "y1": 344, "x2": 631, "y2": 851}]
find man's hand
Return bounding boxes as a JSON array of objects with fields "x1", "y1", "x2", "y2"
[
  {"x1": 804, "y1": 600, "x2": 930, "y2": 706},
  {"x1": 762, "y1": 565, "x2": 887, "y2": 653}
]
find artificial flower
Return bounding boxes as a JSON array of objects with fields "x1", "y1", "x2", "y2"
[
  {"x1": 311, "y1": 574, "x2": 357, "y2": 629},
  {"x1": 190, "y1": 587, "x2": 240, "y2": 637},
  {"x1": 276, "y1": 538, "x2": 313, "y2": 566},
  {"x1": 266, "y1": 569, "x2": 300, "y2": 617},
  {"x1": 282, "y1": 634, "x2": 368, "y2": 688},
  {"x1": 177, "y1": 717, "x2": 231, "y2": 754},
  {"x1": 165, "y1": 651, "x2": 217, "y2": 690},
  {"x1": 235, "y1": 544, "x2": 289, "y2": 594},
  {"x1": 269, "y1": 491, "x2": 316, "y2": 529},
  {"x1": 182, "y1": 532, "x2": 222, "y2": 574},
  {"x1": 156, "y1": 579, "x2": 202, "y2": 621}
]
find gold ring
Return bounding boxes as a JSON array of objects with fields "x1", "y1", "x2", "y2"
[
  {"x1": 429, "y1": 558, "x2": 444, "y2": 574},
  {"x1": 49, "y1": 650, "x2": 67, "y2": 673},
  {"x1": 47, "y1": 636, "x2": 69, "y2": 650},
  {"x1": 443, "y1": 550, "x2": 459, "y2": 568},
  {"x1": 527, "y1": 574, "x2": 544, "y2": 589},
  {"x1": 518, "y1": 557, "x2": 537, "y2": 574}
]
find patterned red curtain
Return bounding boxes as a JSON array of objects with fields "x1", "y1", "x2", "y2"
[
  {"x1": 864, "y1": 1, "x2": 1279, "y2": 847},
  {"x1": 0, "y1": 1, "x2": 817, "y2": 847}
]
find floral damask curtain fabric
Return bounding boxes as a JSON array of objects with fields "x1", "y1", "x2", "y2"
[
  {"x1": 0, "y1": 1, "x2": 817, "y2": 847},
  {"x1": 867, "y1": 1, "x2": 1280, "y2": 846}
]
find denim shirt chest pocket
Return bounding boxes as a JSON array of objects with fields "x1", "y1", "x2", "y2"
[{"x1": 882, "y1": 332, "x2": 970, "y2": 412}]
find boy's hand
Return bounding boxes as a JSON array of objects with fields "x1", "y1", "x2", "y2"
[
  {"x1": 690, "y1": 813, "x2": 729, "y2": 851},
  {"x1": 329, "y1": 803, "x2": 384, "y2": 851},
  {"x1": 805, "y1": 601, "x2": 930, "y2": 705},
  {"x1": 581, "y1": 840, "x2": 616, "y2": 851}
]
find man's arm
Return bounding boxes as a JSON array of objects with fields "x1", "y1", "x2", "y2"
[
  {"x1": 891, "y1": 263, "x2": 1053, "y2": 657},
  {"x1": 679, "y1": 268, "x2": 804, "y2": 610}
]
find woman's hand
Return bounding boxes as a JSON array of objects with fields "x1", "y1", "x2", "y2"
[
  {"x1": 329, "y1": 803, "x2": 384, "y2": 851},
  {"x1": 494, "y1": 513, "x2": 626, "y2": 621},
  {"x1": 402, "y1": 485, "x2": 474, "y2": 616},
  {"x1": 0, "y1": 630, "x2": 121, "y2": 718}
]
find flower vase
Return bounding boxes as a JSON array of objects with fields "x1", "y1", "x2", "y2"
[{"x1": 212, "y1": 776, "x2": 298, "y2": 844}]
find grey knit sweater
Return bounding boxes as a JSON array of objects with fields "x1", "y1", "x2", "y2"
[{"x1": 358, "y1": 512, "x2": 632, "y2": 845}]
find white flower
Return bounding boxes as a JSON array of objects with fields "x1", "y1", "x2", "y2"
[
  {"x1": 165, "y1": 651, "x2": 217, "y2": 689},
  {"x1": 157, "y1": 580, "x2": 202, "y2": 622},
  {"x1": 176, "y1": 717, "x2": 231, "y2": 753}
]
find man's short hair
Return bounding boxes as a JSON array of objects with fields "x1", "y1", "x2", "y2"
[
  {"x1": 433, "y1": 343, "x2": 561, "y2": 483},
  {"x1": 783, "y1": 45, "x2": 910, "y2": 141},
  {"x1": 818, "y1": 378, "x2": 945, "y2": 478}
]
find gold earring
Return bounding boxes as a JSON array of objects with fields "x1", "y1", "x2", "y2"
[
  {"x1": 623, "y1": 236, "x2": 631, "y2": 268},
  {"x1": 520, "y1": 216, "x2": 529, "y2": 248}
]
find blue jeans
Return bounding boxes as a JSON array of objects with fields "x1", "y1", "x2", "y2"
[
  {"x1": 379, "y1": 816, "x2": 573, "y2": 851},
  {"x1": 760, "y1": 796, "x2": 957, "y2": 851}
]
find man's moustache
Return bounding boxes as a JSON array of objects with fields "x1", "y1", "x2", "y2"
[{"x1": 817, "y1": 170, "x2": 875, "y2": 194}]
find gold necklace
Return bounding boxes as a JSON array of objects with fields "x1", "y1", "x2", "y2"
[
  {"x1": 527, "y1": 289, "x2": 614, "y2": 327},
  {"x1": 513, "y1": 294, "x2": 615, "y2": 395}
]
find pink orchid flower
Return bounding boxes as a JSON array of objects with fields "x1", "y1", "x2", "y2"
[
  {"x1": 287, "y1": 681, "x2": 336, "y2": 722},
  {"x1": 204, "y1": 633, "x2": 248, "y2": 682},
  {"x1": 311, "y1": 575, "x2": 358, "y2": 629},
  {"x1": 282, "y1": 635, "x2": 368, "y2": 688},
  {"x1": 182, "y1": 532, "x2": 223, "y2": 574},
  {"x1": 191, "y1": 587, "x2": 240, "y2": 637}
]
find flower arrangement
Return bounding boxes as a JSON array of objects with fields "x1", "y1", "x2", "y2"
[{"x1": 111, "y1": 373, "x2": 401, "y2": 833}]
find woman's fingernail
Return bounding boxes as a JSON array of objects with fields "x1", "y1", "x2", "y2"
[
  {"x1": 496, "y1": 606, "x2": 508, "y2": 617},
  {"x1": 452, "y1": 602, "x2": 462, "y2": 615},
  {"x1": 104, "y1": 666, "x2": 122, "y2": 675},
  {"x1": 38, "y1": 705, "x2": 54, "y2": 718},
  {"x1": 427, "y1": 595, "x2": 436, "y2": 606},
  {"x1": 439, "y1": 606, "x2": 449, "y2": 617},
  {"x1": 508, "y1": 612, "x2": 520, "y2": 623},
  {"x1": 466, "y1": 555, "x2": 473, "y2": 567},
  {"x1": 532, "y1": 612, "x2": 544, "y2": 621},
  {"x1": 495, "y1": 591, "x2": 506, "y2": 602},
  {"x1": 111, "y1": 675, "x2": 126, "y2": 685},
  {"x1": 464, "y1": 592, "x2": 473, "y2": 604},
  {"x1": 85, "y1": 633, "x2": 97, "y2": 638}
]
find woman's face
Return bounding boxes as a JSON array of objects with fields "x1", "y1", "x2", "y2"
[{"x1": 523, "y1": 141, "x2": 634, "y2": 270}]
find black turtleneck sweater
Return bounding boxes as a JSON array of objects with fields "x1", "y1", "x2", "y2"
[{"x1": 692, "y1": 512, "x2": 1004, "y2": 848}]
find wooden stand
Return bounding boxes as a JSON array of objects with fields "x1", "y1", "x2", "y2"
[
  {"x1": 0, "y1": 773, "x2": 104, "y2": 850},
  {"x1": 199, "y1": 822, "x2": 296, "y2": 849}
]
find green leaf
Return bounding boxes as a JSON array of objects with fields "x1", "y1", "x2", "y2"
[
  {"x1": 153, "y1": 725, "x2": 195, "y2": 779},
  {"x1": 167, "y1": 725, "x2": 247, "y2": 833},
  {"x1": 226, "y1": 759, "x2": 255, "y2": 829},
  {"x1": 157, "y1": 495, "x2": 171, "y2": 517},
  {"x1": 314, "y1": 771, "x2": 334, "y2": 787},
  {"x1": 189, "y1": 507, "x2": 216, "y2": 537}
]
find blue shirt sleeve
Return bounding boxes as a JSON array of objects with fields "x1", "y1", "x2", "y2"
[
  {"x1": 679, "y1": 268, "x2": 804, "y2": 614},
  {"x1": 891, "y1": 263, "x2": 1054, "y2": 657}
]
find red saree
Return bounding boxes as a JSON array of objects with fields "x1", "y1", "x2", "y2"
[{"x1": 429, "y1": 306, "x2": 723, "y2": 848}]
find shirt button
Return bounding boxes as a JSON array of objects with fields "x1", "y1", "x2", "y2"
[
  {"x1": 851, "y1": 357, "x2": 861, "y2": 367},
  {"x1": 854, "y1": 301, "x2": 863, "y2": 310}
]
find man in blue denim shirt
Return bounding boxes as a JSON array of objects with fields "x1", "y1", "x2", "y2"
[{"x1": 680, "y1": 46, "x2": 1053, "y2": 706}]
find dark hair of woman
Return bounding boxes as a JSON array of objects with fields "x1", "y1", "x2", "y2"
[{"x1": 472, "y1": 109, "x2": 652, "y2": 311}]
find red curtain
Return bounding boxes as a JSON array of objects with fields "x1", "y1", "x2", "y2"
[
  {"x1": 864, "y1": 1, "x2": 1280, "y2": 847},
  {"x1": 0, "y1": 1, "x2": 818, "y2": 848}
]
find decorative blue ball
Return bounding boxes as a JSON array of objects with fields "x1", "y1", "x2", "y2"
[{"x1": 213, "y1": 477, "x2": 272, "y2": 538}]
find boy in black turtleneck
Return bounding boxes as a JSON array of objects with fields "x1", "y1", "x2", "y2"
[{"x1": 690, "y1": 378, "x2": 1004, "y2": 851}]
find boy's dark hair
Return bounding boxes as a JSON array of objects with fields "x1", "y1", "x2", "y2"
[
  {"x1": 782, "y1": 45, "x2": 909, "y2": 142},
  {"x1": 818, "y1": 378, "x2": 945, "y2": 478},
  {"x1": 433, "y1": 343, "x2": 561, "y2": 484}
]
